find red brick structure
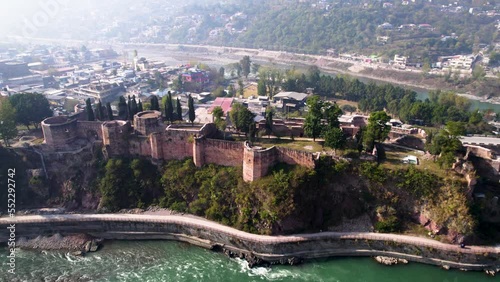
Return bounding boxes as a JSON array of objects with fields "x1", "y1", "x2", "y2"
[{"x1": 41, "y1": 112, "x2": 319, "y2": 181}]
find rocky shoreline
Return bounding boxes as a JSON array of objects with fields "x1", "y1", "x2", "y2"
[{"x1": 16, "y1": 233, "x2": 102, "y2": 256}]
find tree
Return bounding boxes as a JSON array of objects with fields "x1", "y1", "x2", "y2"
[
  {"x1": 324, "y1": 102, "x2": 342, "y2": 129},
  {"x1": 212, "y1": 106, "x2": 224, "y2": 123},
  {"x1": 240, "y1": 56, "x2": 251, "y2": 78},
  {"x1": 324, "y1": 128, "x2": 346, "y2": 154},
  {"x1": 9, "y1": 93, "x2": 52, "y2": 129},
  {"x1": 363, "y1": 111, "x2": 391, "y2": 151},
  {"x1": 238, "y1": 80, "x2": 244, "y2": 97},
  {"x1": 96, "y1": 100, "x2": 105, "y2": 121},
  {"x1": 176, "y1": 98, "x2": 182, "y2": 121},
  {"x1": 138, "y1": 100, "x2": 144, "y2": 113},
  {"x1": 150, "y1": 95, "x2": 160, "y2": 111},
  {"x1": 229, "y1": 103, "x2": 255, "y2": 135},
  {"x1": 489, "y1": 51, "x2": 500, "y2": 66},
  {"x1": 164, "y1": 92, "x2": 174, "y2": 123},
  {"x1": 341, "y1": 104, "x2": 357, "y2": 114},
  {"x1": 227, "y1": 85, "x2": 236, "y2": 97},
  {"x1": 118, "y1": 96, "x2": 128, "y2": 120},
  {"x1": 212, "y1": 106, "x2": 226, "y2": 138},
  {"x1": 265, "y1": 107, "x2": 273, "y2": 137},
  {"x1": 219, "y1": 67, "x2": 225, "y2": 78},
  {"x1": 188, "y1": 94, "x2": 195, "y2": 125},
  {"x1": 85, "y1": 98, "x2": 95, "y2": 121},
  {"x1": 213, "y1": 86, "x2": 226, "y2": 97},
  {"x1": 304, "y1": 95, "x2": 323, "y2": 141},
  {"x1": 106, "y1": 102, "x2": 114, "y2": 120},
  {"x1": 257, "y1": 79, "x2": 267, "y2": 96},
  {"x1": 472, "y1": 65, "x2": 486, "y2": 81},
  {"x1": 127, "y1": 96, "x2": 133, "y2": 120},
  {"x1": 0, "y1": 99, "x2": 17, "y2": 146},
  {"x1": 131, "y1": 95, "x2": 138, "y2": 116},
  {"x1": 251, "y1": 63, "x2": 260, "y2": 74}
]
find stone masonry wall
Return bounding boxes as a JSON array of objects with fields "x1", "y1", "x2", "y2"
[
  {"x1": 196, "y1": 139, "x2": 244, "y2": 167},
  {"x1": 276, "y1": 147, "x2": 316, "y2": 168},
  {"x1": 243, "y1": 145, "x2": 279, "y2": 182},
  {"x1": 77, "y1": 121, "x2": 104, "y2": 140}
]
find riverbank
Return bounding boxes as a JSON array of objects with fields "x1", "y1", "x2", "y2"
[
  {"x1": 7, "y1": 37, "x2": 500, "y2": 105},
  {"x1": 1, "y1": 214, "x2": 498, "y2": 274}
]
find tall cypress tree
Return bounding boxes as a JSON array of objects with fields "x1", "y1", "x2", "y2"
[
  {"x1": 150, "y1": 95, "x2": 160, "y2": 111},
  {"x1": 265, "y1": 107, "x2": 273, "y2": 137},
  {"x1": 131, "y1": 95, "x2": 138, "y2": 116},
  {"x1": 165, "y1": 91, "x2": 174, "y2": 123},
  {"x1": 106, "y1": 102, "x2": 114, "y2": 120},
  {"x1": 127, "y1": 96, "x2": 133, "y2": 120},
  {"x1": 138, "y1": 100, "x2": 144, "y2": 112},
  {"x1": 85, "y1": 98, "x2": 95, "y2": 121},
  {"x1": 188, "y1": 94, "x2": 195, "y2": 126},
  {"x1": 118, "y1": 96, "x2": 127, "y2": 120},
  {"x1": 96, "y1": 99, "x2": 104, "y2": 121},
  {"x1": 176, "y1": 98, "x2": 182, "y2": 121}
]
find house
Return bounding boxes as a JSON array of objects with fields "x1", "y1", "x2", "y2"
[
  {"x1": 418, "y1": 24, "x2": 433, "y2": 30},
  {"x1": 449, "y1": 55, "x2": 476, "y2": 70},
  {"x1": 394, "y1": 55, "x2": 408, "y2": 66},
  {"x1": 378, "y1": 23, "x2": 394, "y2": 30},
  {"x1": 181, "y1": 70, "x2": 209, "y2": 84},
  {"x1": 273, "y1": 91, "x2": 308, "y2": 110},
  {"x1": 208, "y1": 97, "x2": 234, "y2": 114}
]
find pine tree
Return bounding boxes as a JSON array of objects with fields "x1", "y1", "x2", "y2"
[
  {"x1": 106, "y1": 102, "x2": 114, "y2": 120},
  {"x1": 188, "y1": 94, "x2": 195, "y2": 126},
  {"x1": 85, "y1": 98, "x2": 95, "y2": 121},
  {"x1": 176, "y1": 98, "x2": 182, "y2": 121}
]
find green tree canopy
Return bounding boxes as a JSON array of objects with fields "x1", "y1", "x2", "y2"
[
  {"x1": 9, "y1": 93, "x2": 52, "y2": 129},
  {"x1": 363, "y1": 111, "x2": 391, "y2": 151},
  {"x1": 229, "y1": 103, "x2": 255, "y2": 135},
  {"x1": 303, "y1": 95, "x2": 323, "y2": 141},
  {"x1": 240, "y1": 56, "x2": 251, "y2": 78},
  {"x1": 0, "y1": 99, "x2": 18, "y2": 146}
]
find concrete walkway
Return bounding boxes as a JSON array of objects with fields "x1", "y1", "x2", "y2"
[{"x1": 2, "y1": 213, "x2": 499, "y2": 256}]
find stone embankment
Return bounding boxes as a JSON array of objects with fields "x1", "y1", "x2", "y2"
[{"x1": 0, "y1": 214, "x2": 499, "y2": 273}]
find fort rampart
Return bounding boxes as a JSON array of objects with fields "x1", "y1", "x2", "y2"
[{"x1": 41, "y1": 113, "x2": 318, "y2": 181}]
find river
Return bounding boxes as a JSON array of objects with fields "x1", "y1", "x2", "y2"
[{"x1": 0, "y1": 241, "x2": 494, "y2": 282}]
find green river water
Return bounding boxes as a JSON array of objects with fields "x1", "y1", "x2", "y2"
[{"x1": 1, "y1": 241, "x2": 496, "y2": 282}]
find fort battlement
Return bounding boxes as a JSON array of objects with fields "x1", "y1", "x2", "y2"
[{"x1": 41, "y1": 112, "x2": 319, "y2": 181}]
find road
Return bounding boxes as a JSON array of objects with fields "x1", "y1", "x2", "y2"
[
  {"x1": 460, "y1": 136, "x2": 500, "y2": 146},
  {"x1": 1, "y1": 213, "x2": 498, "y2": 256}
]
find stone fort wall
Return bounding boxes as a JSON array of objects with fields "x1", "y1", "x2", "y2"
[{"x1": 41, "y1": 114, "x2": 318, "y2": 181}]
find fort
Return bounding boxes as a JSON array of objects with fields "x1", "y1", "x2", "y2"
[{"x1": 41, "y1": 111, "x2": 318, "y2": 181}]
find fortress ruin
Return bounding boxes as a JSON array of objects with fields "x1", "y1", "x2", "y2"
[{"x1": 41, "y1": 111, "x2": 317, "y2": 181}]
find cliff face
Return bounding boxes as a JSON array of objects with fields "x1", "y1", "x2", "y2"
[
  {"x1": 2, "y1": 144, "x2": 483, "y2": 243},
  {"x1": 0, "y1": 145, "x2": 102, "y2": 212}
]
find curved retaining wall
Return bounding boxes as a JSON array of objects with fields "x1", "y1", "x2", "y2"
[{"x1": 1, "y1": 214, "x2": 499, "y2": 270}]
